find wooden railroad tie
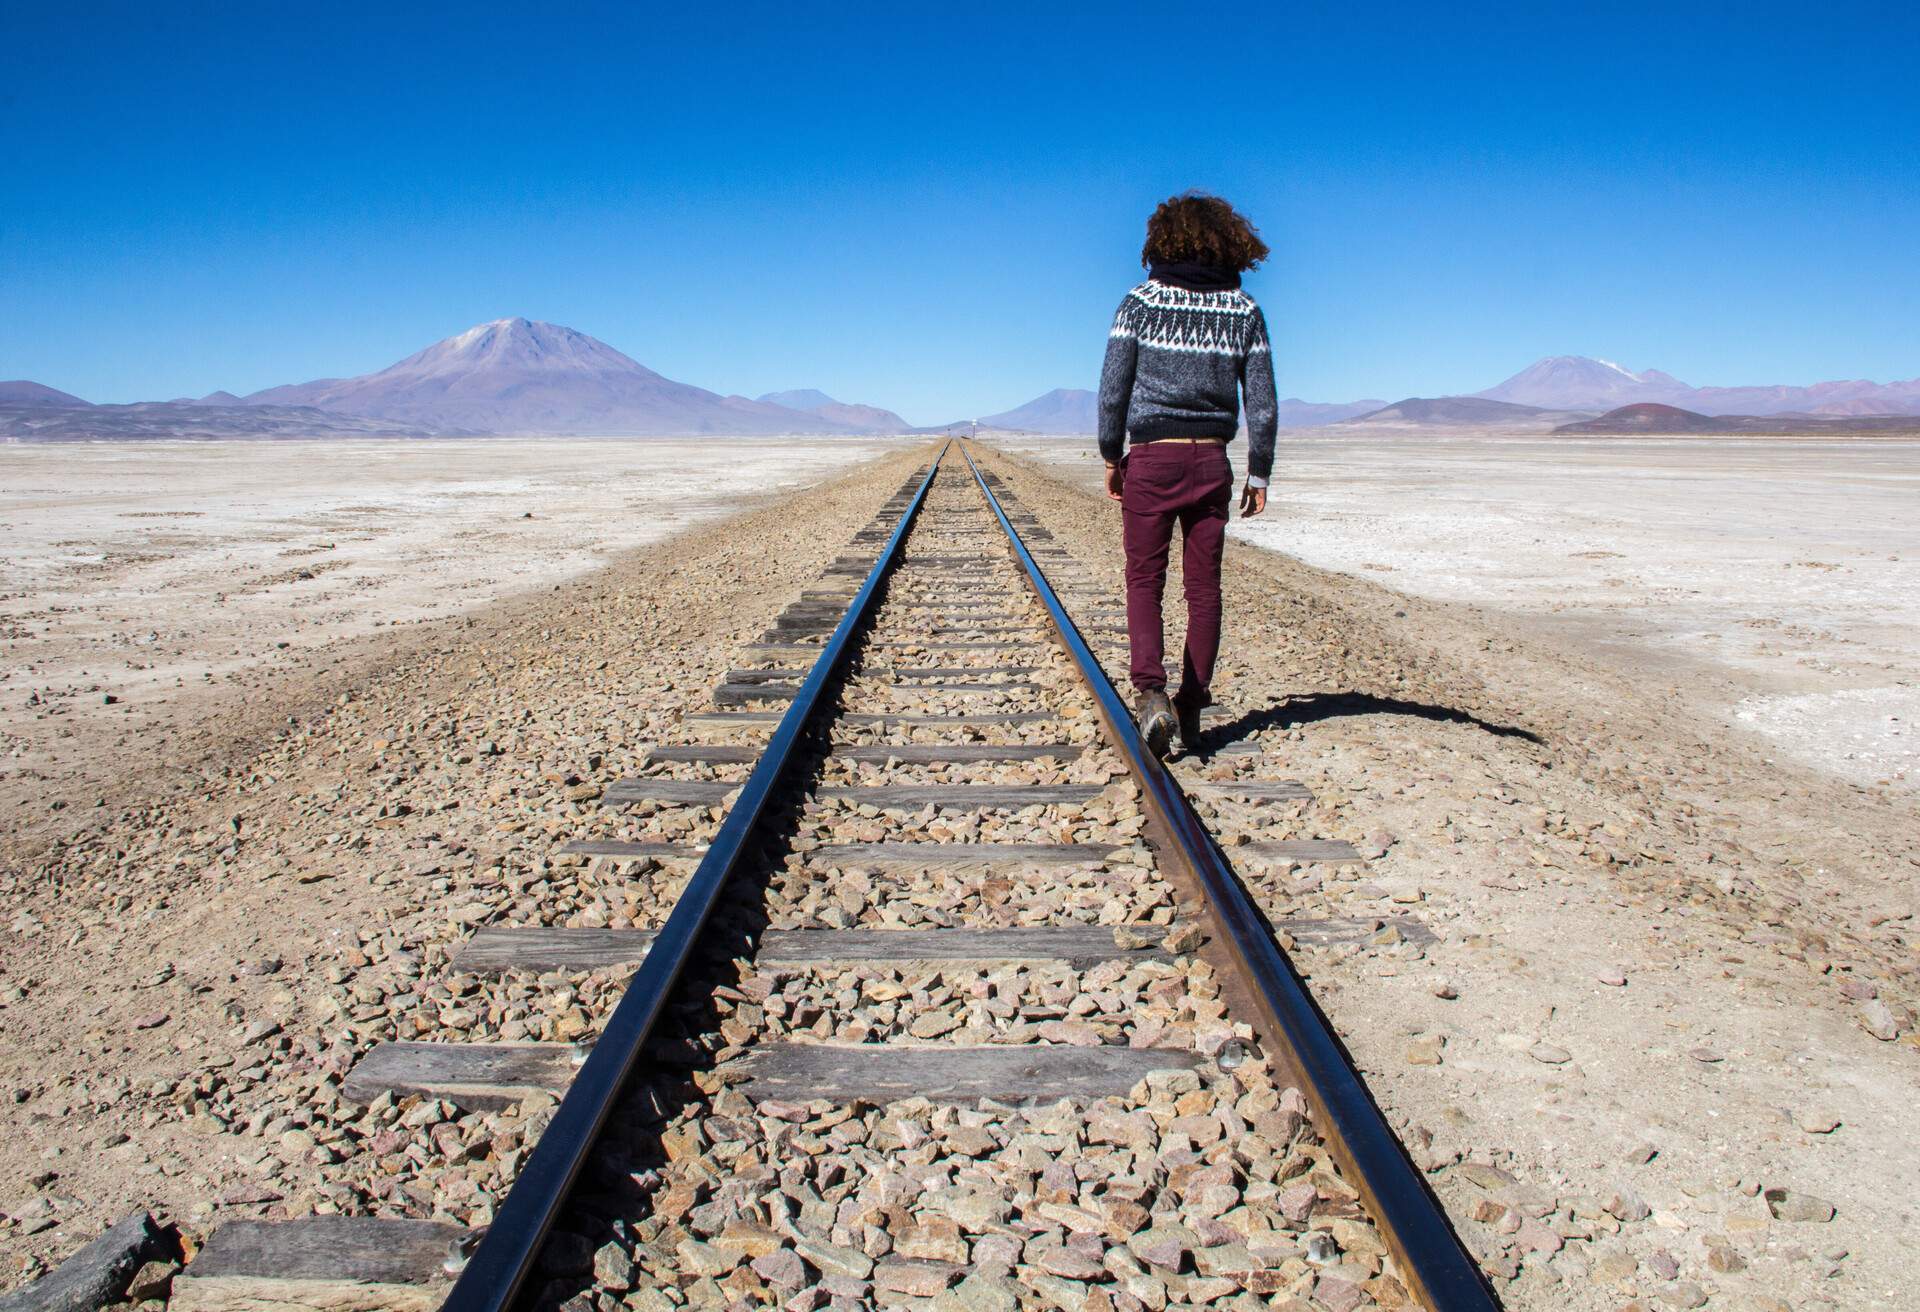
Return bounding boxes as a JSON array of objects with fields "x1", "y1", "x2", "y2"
[
  {"x1": 814, "y1": 783, "x2": 1103, "y2": 808},
  {"x1": 828, "y1": 742, "x2": 1083, "y2": 763},
  {"x1": 1242, "y1": 838, "x2": 1364, "y2": 862},
  {"x1": 558, "y1": 839, "x2": 706, "y2": 859},
  {"x1": 730, "y1": 1044, "x2": 1204, "y2": 1104},
  {"x1": 340, "y1": 1038, "x2": 1205, "y2": 1113},
  {"x1": 802, "y1": 838, "x2": 1359, "y2": 867},
  {"x1": 603, "y1": 781, "x2": 1105, "y2": 808},
  {"x1": 879, "y1": 664, "x2": 1041, "y2": 678},
  {"x1": 855, "y1": 682, "x2": 1047, "y2": 694},
  {"x1": 687, "y1": 711, "x2": 1057, "y2": 729},
  {"x1": 451, "y1": 915, "x2": 1424, "y2": 976},
  {"x1": 607, "y1": 769, "x2": 1307, "y2": 806},
  {"x1": 804, "y1": 841, "x2": 1124, "y2": 868},
  {"x1": 890, "y1": 606, "x2": 1031, "y2": 616},
  {"x1": 863, "y1": 640, "x2": 1048, "y2": 651},
  {"x1": 454, "y1": 924, "x2": 1177, "y2": 973},
  {"x1": 714, "y1": 679, "x2": 1045, "y2": 705},
  {"x1": 644, "y1": 742, "x2": 1084, "y2": 766},
  {"x1": 342, "y1": 1042, "x2": 577, "y2": 1110},
  {"x1": 168, "y1": 1217, "x2": 462, "y2": 1312},
  {"x1": 1188, "y1": 780, "x2": 1314, "y2": 802}
]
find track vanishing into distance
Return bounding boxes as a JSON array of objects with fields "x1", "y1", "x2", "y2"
[{"x1": 168, "y1": 443, "x2": 1496, "y2": 1312}]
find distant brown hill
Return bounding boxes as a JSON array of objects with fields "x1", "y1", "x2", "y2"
[
  {"x1": 1340, "y1": 396, "x2": 1594, "y2": 430},
  {"x1": 0, "y1": 380, "x2": 92, "y2": 408},
  {"x1": 1556, "y1": 403, "x2": 1724, "y2": 432},
  {"x1": 1557, "y1": 403, "x2": 1920, "y2": 435}
]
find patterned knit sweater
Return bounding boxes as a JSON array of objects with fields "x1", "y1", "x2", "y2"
[{"x1": 1097, "y1": 279, "x2": 1278, "y2": 482}]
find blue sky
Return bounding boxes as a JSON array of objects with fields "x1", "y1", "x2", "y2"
[{"x1": 3, "y1": 1, "x2": 1916, "y2": 423}]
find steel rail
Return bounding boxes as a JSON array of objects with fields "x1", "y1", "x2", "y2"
[
  {"x1": 441, "y1": 443, "x2": 947, "y2": 1312},
  {"x1": 960, "y1": 443, "x2": 1499, "y2": 1312}
]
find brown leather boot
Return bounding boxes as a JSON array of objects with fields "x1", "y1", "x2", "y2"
[
  {"x1": 1135, "y1": 689, "x2": 1175, "y2": 760},
  {"x1": 1175, "y1": 700, "x2": 1204, "y2": 755}
]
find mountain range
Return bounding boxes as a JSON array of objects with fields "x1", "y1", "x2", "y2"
[
  {"x1": 1469, "y1": 355, "x2": 1920, "y2": 417},
  {"x1": 1, "y1": 321, "x2": 914, "y2": 440},
  {"x1": 7, "y1": 327, "x2": 1919, "y2": 441},
  {"x1": 241, "y1": 319, "x2": 900, "y2": 435},
  {"x1": 952, "y1": 357, "x2": 1920, "y2": 433}
]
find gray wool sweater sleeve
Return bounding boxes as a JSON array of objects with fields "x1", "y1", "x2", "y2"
[
  {"x1": 1097, "y1": 295, "x2": 1138, "y2": 465},
  {"x1": 1241, "y1": 304, "x2": 1278, "y2": 480}
]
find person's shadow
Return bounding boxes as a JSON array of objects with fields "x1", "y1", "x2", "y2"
[{"x1": 1200, "y1": 691, "x2": 1542, "y2": 754}]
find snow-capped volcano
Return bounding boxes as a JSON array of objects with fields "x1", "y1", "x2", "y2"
[
  {"x1": 380, "y1": 318, "x2": 660, "y2": 383},
  {"x1": 1474, "y1": 356, "x2": 1694, "y2": 409},
  {"x1": 245, "y1": 318, "x2": 858, "y2": 435}
]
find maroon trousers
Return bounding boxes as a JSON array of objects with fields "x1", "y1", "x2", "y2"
[{"x1": 1120, "y1": 440, "x2": 1231, "y2": 707}]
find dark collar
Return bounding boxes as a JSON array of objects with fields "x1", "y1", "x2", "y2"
[{"x1": 1148, "y1": 262, "x2": 1241, "y2": 292}]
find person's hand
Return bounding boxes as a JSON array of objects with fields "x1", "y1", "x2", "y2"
[
  {"x1": 1239, "y1": 482, "x2": 1267, "y2": 517},
  {"x1": 1105, "y1": 461, "x2": 1125, "y2": 501}
]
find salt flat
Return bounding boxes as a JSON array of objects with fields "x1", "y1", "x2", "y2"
[
  {"x1": 999, "y1": 433, "x2": 1920, "y2": 791},
  {"x1": 0, "y1": 436, "x2": 903, "y2": 841}
]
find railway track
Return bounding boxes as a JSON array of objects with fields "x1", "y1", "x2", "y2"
[{"x1": 166, "y1": 443, "x2": 1495, "y2": 1312}]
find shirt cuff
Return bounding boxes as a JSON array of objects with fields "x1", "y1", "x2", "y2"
[{"x1": 1246, "y1": 474, "x2": 1269, "y2": 488}]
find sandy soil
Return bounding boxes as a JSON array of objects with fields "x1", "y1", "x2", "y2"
[
  {"x1": 0, "y1": 437, "x2": 904, "y2": 855},
  {"x1": 997, "y1": 434, "x2": 1920, "y2": 793},
  {"x1": 988, "y1": 442, "x2": 1918, "y2": 1311}
]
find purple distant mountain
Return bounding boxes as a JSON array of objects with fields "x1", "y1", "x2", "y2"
[
  {"x1": 0, "y1": 377, "x2": 459, "y2": 440},
  {"x1": 1685, "y1": 379, "x2": 1920, "y2": 416},
  {"x1": 1344, "y1": 396, "x2": 1564, "y2": 428},
  {"x1": 0, "y1": 401, "x2": 455, "y2": 442},
  {"x1": 0, "y1": 380, "x2": 92, "y2": 408},
  {"x1": 1476, "y1": 355, "x2": 1920, "y2": 416},
  {"x1": 1276, "y1": 397, "x2": 1387, "y2": 426},
  {"x1": 976, "y1": 388, "x2": 1098, "y2": 433},
  {"x1": 757, "y1": 388, "x2": 911, "y2": 433},
  {"x1": 246, "y1": 318, "x2": 869, "y2": 435}
]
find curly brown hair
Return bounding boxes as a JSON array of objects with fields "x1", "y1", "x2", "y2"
[{"x1": 1140, "y1": 192, "x2": 1270, "y2": 271}]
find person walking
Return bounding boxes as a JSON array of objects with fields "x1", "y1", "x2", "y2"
[{"x1": 1097, "y1": 192, "x2": 1276, "y2": 759}]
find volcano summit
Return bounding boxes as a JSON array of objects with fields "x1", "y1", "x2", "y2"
[{"x1": 245, "y1": 319, "x2": 871, "y2": 435}]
